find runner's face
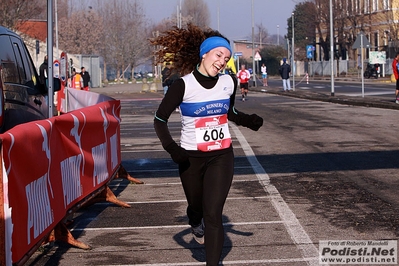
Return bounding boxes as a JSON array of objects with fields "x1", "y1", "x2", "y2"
[{"x1": 199, "y1": 47, "x2": 231, "y2": 77}]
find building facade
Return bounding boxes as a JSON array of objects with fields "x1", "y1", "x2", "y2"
[{"x1": 316, "y1": 0, "x2": 399, "y2": 61}]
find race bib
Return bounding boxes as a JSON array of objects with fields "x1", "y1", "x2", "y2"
[{"x1": 195, "y1": 114, "x2": 231, "y2": 152}]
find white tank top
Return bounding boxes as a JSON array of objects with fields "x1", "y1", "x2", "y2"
[{"x1": 179, "y1": 73, "x2": 234, "y2": 151}]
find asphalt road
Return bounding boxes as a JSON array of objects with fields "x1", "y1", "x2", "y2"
[{"x1": 26, "y1": 82, "x2": 399, "y2": 266}]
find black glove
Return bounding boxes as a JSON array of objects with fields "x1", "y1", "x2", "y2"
[
  {"x1": 248, "y1": 114, "x2": 263, "y2": 131},
  {"x1": 165, "y1": 142, "x2": 189, "y2": 164}
]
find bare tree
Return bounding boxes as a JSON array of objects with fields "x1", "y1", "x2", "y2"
[
  {"x1": 376, "y1": 5, "x2": 399, "y2": 58},
  {"x1": 182, "y1": 0, "x2": 210, "y2": 28},
  {"x1": 256, "y1": 23, "x2": 269, "y2": 45},
  {"x1": 57, "y1": 0, "x2": 150, "y2": 81},
  {"x1": 0, "y1": 0, "x2": 46, "y2": 30},
  {"x1": 152, "y1": 18, "x2": 179, "y2": 34},
  {"x1": 97, "y1": 0, "x2": 150, "y2": 81},
  {"x1": 313, "y1": 0, "x2": 332, "y2": 61},
  {"x1": 58, "y1": 9, "x2": 104, "y2": 55}
]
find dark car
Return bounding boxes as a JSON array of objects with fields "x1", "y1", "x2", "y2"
[{"x1": 0, "y1": 26, "x2": 59, "y2": 132}]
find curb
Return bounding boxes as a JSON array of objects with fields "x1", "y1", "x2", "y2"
[{"x1": 252, "y1": 87, "x2": 399, "y2": 111}]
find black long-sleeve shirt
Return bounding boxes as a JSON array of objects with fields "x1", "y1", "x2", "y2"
[{"x1": 154, "y1": 68, "x2": 258, "y2": 157}]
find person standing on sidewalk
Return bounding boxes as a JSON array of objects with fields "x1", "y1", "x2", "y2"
[
  {"x1": 161, "y1": 62, "x2": 172, "y2": 95},
  {"x1": 261, "y1": 63, "x2": 268, "y2": 87},
  {"x1": 71, "y1": 68, "x2": 83, "y2": 90},
  {"x1": 39, "y1": 55, "x2": 48, "y2": 87},
  {"x1": 236, "y1": 64, "x2": 251, "y2": 101},
  {"x1": 151, "y1": 23, "x2": 263, "y2": 266},
  {"x1": 81, "y1": 67, "x2": 91, "y2": 91},
  {"x1": 279, "y1": 58, "x2": 291, "y2": 91},
  {"x1": 392, "y1": 52, "x2": 399, "y2": 104}
]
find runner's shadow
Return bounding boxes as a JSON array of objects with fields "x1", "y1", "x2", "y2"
[
  {"x1": 220, "y1": 215, "x2": 253, "y2": 264},
  {"x1": 173, "y1": 227, "x2": 206, "y2": 263},
  {"x1": 172, "y1": 215, "x2": 253, "y2": 264}
]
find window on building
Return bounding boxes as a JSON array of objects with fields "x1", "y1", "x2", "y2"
[
  {"x1": 349, "y1": 0, "x2": 354, "y2": 14},
  {"x1": 364, "y1": 0, "x2": 370, "y2": 13},
  {"x1": 372, "y1": 0, "x2": 378, "y2": 11},
  {"x1": 345, "y1": 0, "x2": 349, "y2": 15},
  {"x1": 355, "y1": 0, "x2": 360, "y2": 14},
  {"x1": 382, "y1": 0, "x2": 390, "y2": 10}
]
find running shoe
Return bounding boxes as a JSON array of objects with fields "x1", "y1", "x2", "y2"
[{"x1": 191, "y1": 221, "x2": 205, "y2": 244}]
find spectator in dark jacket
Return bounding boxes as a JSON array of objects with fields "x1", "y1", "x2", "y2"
[
  {"x1": 81, "y1": 67, "x2": 91, "y2": 91},
  {"x1": 279, "y1": 58, "x2": 291, "y2": 91},
  {"x1": 39, "y1": 55, "x2": 48, "y2": 86},
  {"x1": 162, "y1": 63, "x2": 180, "y2": 96},
  {"x1": 161, "y1": 62, "x2": 171, "y2": 95}
]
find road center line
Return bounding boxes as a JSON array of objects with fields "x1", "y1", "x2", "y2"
[{"x1": 230, "y1": 123, "x2": 320, "y2": 266}]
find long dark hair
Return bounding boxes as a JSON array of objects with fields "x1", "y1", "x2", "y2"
[{"x1": 150, "y1": 23, "x2": 230, "y2": 76}]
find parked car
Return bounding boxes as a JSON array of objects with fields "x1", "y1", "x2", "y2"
[{"x1": 0, "y1": 26, "x2": 59, "y2": 132}]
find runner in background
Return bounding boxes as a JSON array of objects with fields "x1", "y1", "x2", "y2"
[{"x1": 236, "y1": 64, "x2": 251, "y2": 101}]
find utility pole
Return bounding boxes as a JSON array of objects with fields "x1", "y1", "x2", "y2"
[
  {"x1": 277, "y1": 25, "x2": 280, "y2": 46},
  {"x1": 330, "y1": 0, "x2": 335, "y2": 96},
  {"x1": 251, "y1": 0, "x2": 256, "y2": 87},
  {"x1": 47, "y1": 0, "x2": 54, "y2": 118},
  {"x1": 292, "y1": 13, "x2": 295, "y2": 91}
]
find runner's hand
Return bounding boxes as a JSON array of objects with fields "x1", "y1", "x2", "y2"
[
  {"x1": 248, "y1": 114, "x2": 263, "y2": 131},
  {"x1": 165, "y1": 142, "x2": 189, "y2": 164}
]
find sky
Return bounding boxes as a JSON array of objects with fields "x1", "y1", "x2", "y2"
[{"x1": 140, "y1": 0, "x2": 302, "y2": 42}]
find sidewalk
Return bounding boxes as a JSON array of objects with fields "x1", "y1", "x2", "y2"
[
  {"x1": 90, "y1": 77, "x2": 399, "y2": 111},
  {"x1": 254, "y1": 75, "x2": 399, "y2": 111}
]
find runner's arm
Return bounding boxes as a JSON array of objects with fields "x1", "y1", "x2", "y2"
[
  {"x1": 227, "y1": 75, "x2": 263, "y2": 131},
  {"x1": 154, "y1": 79, "x2": 189, "y2": 163}
]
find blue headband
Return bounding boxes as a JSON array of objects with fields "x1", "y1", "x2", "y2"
[{"x1": 199, "y1": 36, "x2": 232, "y2": 58}]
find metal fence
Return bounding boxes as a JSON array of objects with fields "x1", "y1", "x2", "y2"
[
  {"x1": 70, "y1": 54, "x2": 101, "y2": 88},
  {"x1": 293, "y1": 59, "x2": 394, "y2": 78}
]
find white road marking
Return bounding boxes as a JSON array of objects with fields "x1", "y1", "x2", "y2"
[
  {"x1": 73, "y1": 220, "x2": 284, "y2": 232},
  {"x1": 99, "y1": 257, "x2": 318, "y2": 266},
  {"x1": 85, "y1": 122, "x2": 322, "y2": 266},
  {"x1": 340, "y1": 91, "x2": 393, "y2": 96},
  {"x1": 86, "y1": 196, "x2": 271, "y2": 205},
  {"x1": 230, "y1": 123, "x2": 320, "y2": 266}
]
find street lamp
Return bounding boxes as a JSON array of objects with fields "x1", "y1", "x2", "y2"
[
  {"x1": 178, "y1": 0, "x2": 182, "y2": 28},
  {"x1": 251, "y1": 0, "x2": 256, "y2": 87},
  {"x1": 329, "y1": 0, "x2": 335, "y2": 96},
  {"x1": 217, "y1": 0, "x2": 220, "y2": 31},
  {"x1": 277, "y1": 24, "x2": 279, "y2": 46},
  {"x1": 292, "y1": 13, "x2": 295, "y2": 91},
  {"x1": 55, "y1": 0, "x2": 59, "y2": 58},
  {"x1": 47, "y1": 0, "x2": 54, "y2": 118}
]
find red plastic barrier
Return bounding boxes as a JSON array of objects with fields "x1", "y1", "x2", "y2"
[{"x1": 0, "y1": 99, "x2": 121, "y2": 265}]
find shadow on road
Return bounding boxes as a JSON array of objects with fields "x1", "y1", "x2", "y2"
[{"x1": 172, "y1": 214, "x2": 253, "y2": 265}]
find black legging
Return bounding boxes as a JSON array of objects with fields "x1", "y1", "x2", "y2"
[{"x1": 179, "y1": 150, "x2": 234, "y2": 266}]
